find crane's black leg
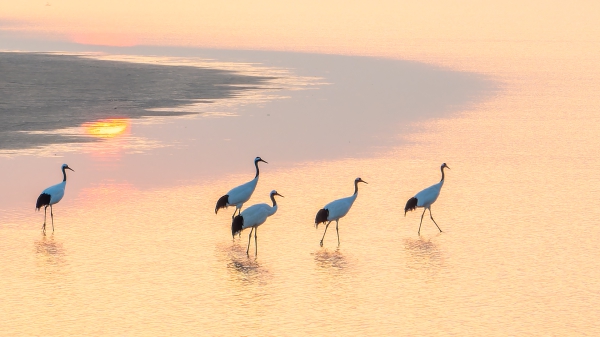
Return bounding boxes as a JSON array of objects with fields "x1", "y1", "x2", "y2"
[
  {"x1": 320, "y1": 221, "x2": 331, "y2": 247},
  {"x1": 429, "y1": 208, "x2": 443, "y2": 232},
  {"x1": 254, "y1": 227, "x2": 258, "y2": 256},
  {"x1": 418, "y1": 208, "x2": 426, "y2": 235},
  {"x1": 335, "y1": 220, "x2": 340, "y2": 246},
  {"x1": 42, "y1": 206, "x2": 47, "y2": 233},
  {"x1": 50, "y1": 205, "x2": 54, "y2": 232},
  {"x1": 246, "y1": 227, "x2": 254, "y2": 255}
]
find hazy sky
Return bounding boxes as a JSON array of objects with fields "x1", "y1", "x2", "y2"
[{"x1": 2, "y1": 1, "x2": 598, "y2": 61}]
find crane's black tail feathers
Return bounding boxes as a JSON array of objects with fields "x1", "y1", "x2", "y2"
[
  {"x1": 404, "y1": 197, "x2": 418, "y2": 216},
  {"x1": 36, "y1": 193, "x2": 51, "y2": 211},
  {"x1": 215, "y1": 195, "x2": 229, "y2": 214},
  {"x1": 232, "y1": 215, "x2": 244, "y2": 237},
  {"x1": 315, "y1": 208, "x2": 329, "y2": 228}
]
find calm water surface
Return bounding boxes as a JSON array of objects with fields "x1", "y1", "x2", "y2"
[{"x1": 1, "y1": 32, "x2": 600, "y2": 337}]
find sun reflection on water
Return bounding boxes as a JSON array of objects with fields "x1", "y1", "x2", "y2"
[{"x1": 84, "y1": 118, "x2": 130, "y2": 138}]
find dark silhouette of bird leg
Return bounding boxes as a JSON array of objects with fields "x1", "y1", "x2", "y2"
[
  {"x1": 418, "y1": 208, "x2": 426, "y2": 235},
  {"x1": 320, "y1": 221, "x2": 331, "y2": 247},
  {"x1": 335, "y1": 220, "x2": 340, "y2": 246},
  {"x1": 429, "y1": 208, "x2": 443, "y2": 232},
  {"x1": 42, "y1": 206, "x2": 48, "y2": 233},
  {"x1": 50, "y1": 205, "x2": 54, "y2": 232},
  {"x1": 254, "y1": 227, "x2": 258, "y2": 256},
  {"x1": 246, "y1": 227, "x2": 254, "y2": 255}
]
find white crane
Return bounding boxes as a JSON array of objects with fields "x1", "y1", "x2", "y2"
[
  {"x1": 314, "y1": 177, "x2": 367, "y2": 247},
  {"x1": 35, "y1": 164, "x2": 74, "y2": 233},
  {"x1": 215, "y1": 157, "x2": 268, "y2": 219},
  {"x1": 404, "y1": 163, "x2": 450, "y2": 235},
  {"x1": 231, "y1": 190, "x2": 284, "y2": 256}
]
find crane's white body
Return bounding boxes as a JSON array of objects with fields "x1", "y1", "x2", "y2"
[
  {"x1": 42, "y1": 181, "x2": 67, "y2": 205},
  {"x1": 232, "y1": 190, "x2": 283, "y2": 256},
  {"x1": 216, "y1": 157, "x2": 267, "y2": 218},
  {"x1": 323, "y1": 194, "x2": 357, "y2": 221},
  {"x1": 227, "y1": 177, "x2": 258, "y2": 209},
  {"x1": 413, "y1": 180, "x2": 444, "y2": 209},
  {"x1": 240, "y1": 202, "x2": 278, "y2": 230}
]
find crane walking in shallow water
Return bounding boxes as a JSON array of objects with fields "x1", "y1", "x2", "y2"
[
  {"x1": 405, "y1": 163, "x2": 450, "y2": 235},
  {"x1": 36, "y1": 164, "x2": 74, "y2": 233},
  {"x1": 215, "y1": 157, "x2": 267, "y2": 219},
  {"x1": 315, "y1": 177, "x2": 367, "y2": 247},
  {"x1": 231, "y1": 190, "x2": 283, "y2": 256}
]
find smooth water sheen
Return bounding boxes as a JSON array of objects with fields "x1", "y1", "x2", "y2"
[{"x1": 1, "y1": 2, "x2": 600, "y2": 336}]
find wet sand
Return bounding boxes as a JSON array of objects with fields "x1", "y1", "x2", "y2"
[{"x1": 0, "y1": 52, "x2": 273, "y2": 150}]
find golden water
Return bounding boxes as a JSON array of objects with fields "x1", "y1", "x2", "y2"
[{"x1": 2, "y1": 2, "x2": 600, "y2": 335}]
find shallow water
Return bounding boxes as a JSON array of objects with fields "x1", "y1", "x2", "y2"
[{"x1": 2, "y1": 14, "x2": 600, "y2": 337}]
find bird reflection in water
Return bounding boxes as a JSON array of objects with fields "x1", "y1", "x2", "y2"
[
  {"x1": 404, "y1": 236, "x2": 444, "y2": 277},
  {"x1": 314, "y1": 248, "x2": 348, "y2": 271},
  {"x1": 35, "y1": 234, "x2": 66, "y2": 268},
  {"x1": 225, "y1": 244, "x2": 270, "y2": 285}
]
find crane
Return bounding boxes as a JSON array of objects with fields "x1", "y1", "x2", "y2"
[
  {"x1": 231, "y1": 190, "x2": 283, "y2": 256},
  {"x1": 36, "y1": 164, "x2": 74, "y2": 233},
  {"x1": 404, "y1": 163, "x2": 450, "y2": 235},
  {"x1": 215, "y1": 157, "x2": 268, "y2": 219},
  {"x1": 315, "y1": 177, "x2": 367, "y2": 247}
]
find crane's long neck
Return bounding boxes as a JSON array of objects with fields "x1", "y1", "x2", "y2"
[
  {"x1": 439, "y1": 166, "x2": 446, "y2": 184},
  {"x1": 270, "y1": 193, "x2": 278, "y2": 207},
  {"x1": 62, "y1": 167, "x2": 67, "y2": 182},
  {"x1": 254, "y1": 160, "x2": 260, "y2": 179},
  {"x1": 354, "y1": 180, "x2": 360, "y2": 195},
  {"x1": 269, "y1": 194, "x2": 279, "y2": 215}
]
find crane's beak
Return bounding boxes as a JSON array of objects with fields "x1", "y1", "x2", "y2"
[
  {"x1": 260, "y1": 159, "x2": 268, "y2": 164},
  {"x1": 67, "y1": 167, "x2": 75, "y2": 172},
  {"x1": 275, "y1": 192, "x2": 284, "y2": 198},
  {"x1": 446, "y1": 165, "x2": 451, "y2": 170},
  {"x1": 360, "y1": 179, "x2": 368, "y2": 184}
]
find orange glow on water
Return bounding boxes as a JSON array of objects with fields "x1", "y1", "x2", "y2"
[
  {"x1": 70, "y1": 32, "x2": 137, "y2": 47},
  {"x1": 2, "y1": 1, "x2": 600, "y2": 336},
  {"x1": 84, "y1": 118, "x2": 129, "y2": 138}
]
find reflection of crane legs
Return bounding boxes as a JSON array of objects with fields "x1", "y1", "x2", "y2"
[{"x1": 320, "y1": 221, "x2": 332, "y2": 247}]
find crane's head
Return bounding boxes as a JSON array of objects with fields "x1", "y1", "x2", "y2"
[
  {"x1": 270, "y1": 190, "x2": 284, "y2": 198},
  {"x1": 441, "y1": 163, "x2": 450, "y2": 170},
  {"x1": 355, "y1": 177, "x2": 368, "y2": 184},
  {"x1": 62, "y1": 164, "x2": 74, "y2": 172},
  {"x1": 255, "y1": 157, "x2": 268, "y2": 164}
]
